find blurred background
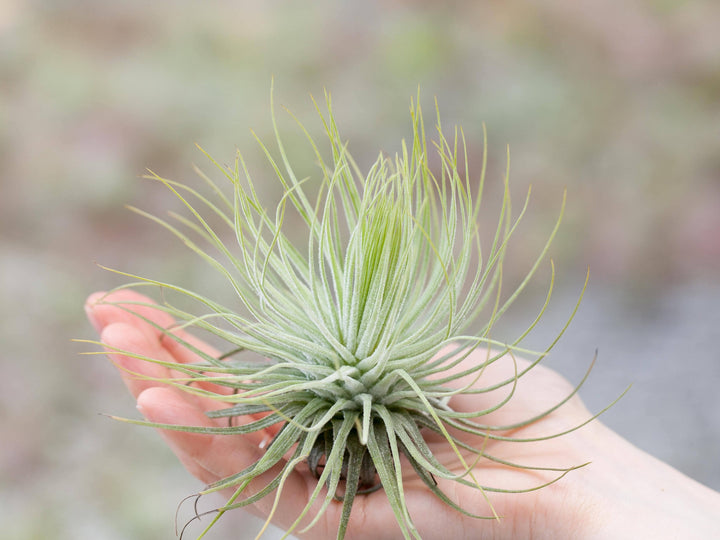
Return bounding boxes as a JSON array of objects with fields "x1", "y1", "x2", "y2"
[{"x1": 1, "y1": 0, "x2": 719, "y2": 538}]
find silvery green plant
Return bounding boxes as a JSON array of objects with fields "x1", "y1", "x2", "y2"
[{"x1": 92, "y1": 89, "x2": 612, "y2": 539}]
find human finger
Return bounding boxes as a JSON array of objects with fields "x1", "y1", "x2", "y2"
[{"x1": 86, "y1": 290, "x2": 175, "y2": 341}]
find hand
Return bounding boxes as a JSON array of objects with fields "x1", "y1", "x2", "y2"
[{"x1": 86, "y1": 290, "x2": 720, "y2": 539}]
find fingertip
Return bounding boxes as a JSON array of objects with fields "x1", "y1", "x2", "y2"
[
  {"x1": 101, "y1": 322, "x2": 171, "y2": 398},
  {"x1": 84, "y1": 291, "x2": 108, "y2": 332},
  {"x1": 136, "y1": 386, "x2": 225, "y2": 485},
  {"x1": 136, "y1": 386, "x2": 204, "y2": 426},
  {"x1": 101, "y1": 321, "x2": 152, "y2": 355},
  {"x1": 85, "y1": 291, "x2": 108, "y2": 307},
  {"x1": 85, "y1": 289, "x2": 172, "y2": 341}
]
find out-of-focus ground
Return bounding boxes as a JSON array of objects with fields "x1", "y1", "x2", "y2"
[{"x1": 1, "y1": 1, "x2": 718, "y2": 538}]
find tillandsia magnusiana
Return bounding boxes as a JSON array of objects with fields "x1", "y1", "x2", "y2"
[{"x1": 84, "y1": 86, "x2": 623, "y2": 539}]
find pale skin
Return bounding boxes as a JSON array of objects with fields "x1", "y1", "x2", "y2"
[{"x1": 86, "y1": 290, "x2": 720, "y2": 539}]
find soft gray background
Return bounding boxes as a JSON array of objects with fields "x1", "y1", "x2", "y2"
[{"x1": 1, "y1": 1, "x2": 719, "y2": 538}]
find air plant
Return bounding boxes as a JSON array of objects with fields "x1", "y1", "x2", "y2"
[{"x1": 89, "y1": 87, "x2": 617, "y2": 539}]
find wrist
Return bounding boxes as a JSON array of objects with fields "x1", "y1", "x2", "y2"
[{"x1": 571, "y1": 423, "x2": 720, "y2": 539}]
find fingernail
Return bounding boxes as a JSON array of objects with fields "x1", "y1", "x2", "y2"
[{"x1": 137, "y1": 402, "x2": 148, "y2": 418}]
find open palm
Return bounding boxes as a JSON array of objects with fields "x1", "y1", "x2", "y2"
[{"x1": 85, "y1": 289, "x2": 640, "y2": 539}]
